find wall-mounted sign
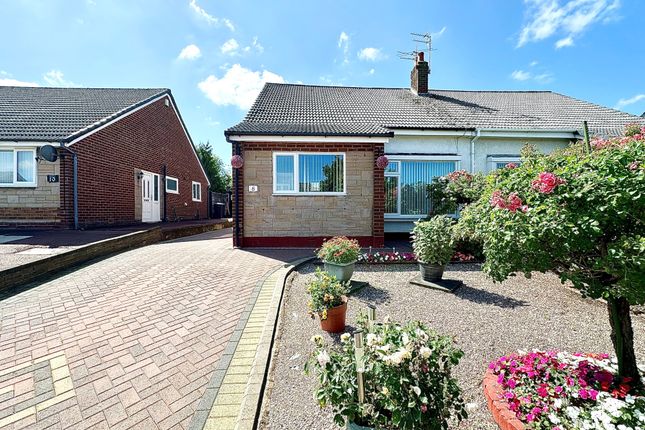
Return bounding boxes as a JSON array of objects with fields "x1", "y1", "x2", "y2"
[
  {"x1": 47, "y1": 175, "x2": 59, "y2": 183},
  {"x1": 248, "y1": 185, "x2": 258, "y2": 192}
]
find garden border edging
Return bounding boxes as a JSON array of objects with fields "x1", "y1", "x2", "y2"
[{"x1": 483, "y1": 368, "x2": 525, "y2": 430}]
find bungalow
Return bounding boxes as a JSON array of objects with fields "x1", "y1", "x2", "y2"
[
  {"x1": 225, "y1": 53, "x2": 644, "y2": 248},
  {"x1": 0, "y1": 87, "x2": 209, "y2": 228}
]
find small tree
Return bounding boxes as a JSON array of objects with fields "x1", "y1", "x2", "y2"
[
  {"x1": 462, "y1": 127, "x2": 644, "y2": 388},
  {"x1": 196, "y1": 142, "x2": 231, "y2": 193}
]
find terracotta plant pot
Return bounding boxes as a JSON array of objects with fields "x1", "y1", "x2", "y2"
[
  {"x1": 319, "y1": 299, "x2": 348, "y2": 333},
  {"x1": 323, "y1": 260, "x2": 356, "y2": 282},
  {"x1": 419, "y1": 262, "x2": 445, "y2": 282}
]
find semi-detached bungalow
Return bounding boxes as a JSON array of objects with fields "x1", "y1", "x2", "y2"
[
  {"x1": 0, "y1": 87, "x2": 209, "y2": 228},
  {"x1": 225, "y1": 53, "x2": 645, "y2": 248}
]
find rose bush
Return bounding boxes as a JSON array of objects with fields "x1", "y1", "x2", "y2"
[
  {"x1": 428, "y1": 170, "x2": 487, "y2": 215},
  {"x1": 490, "y1": 350, "x2": 645, "y2": 429},
  {"x1": 462, "y1": 126, "x2": 645, "y2": 387},
  {"x1": 305, "y1": 314, "x2": 467, "y2": 429}
]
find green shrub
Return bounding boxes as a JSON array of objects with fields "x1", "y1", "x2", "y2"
[
  {"x1": 317, "y1": 236, "x2": 360, "y2": 264},
  {"x1": 306, "y1": 269, "x2": 349, "y2": 320},
  {"x1": 411, "y1": 215, "x2": 455, "y2": 265},
  {"x1": 305, "y1": 314, "x2": 466, "y2": 429}
]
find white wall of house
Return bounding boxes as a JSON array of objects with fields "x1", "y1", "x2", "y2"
[{"x1": 383, "y1": 132, "x2": 575, "y2": 232}]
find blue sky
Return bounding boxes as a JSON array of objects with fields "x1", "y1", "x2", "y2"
[{"x1": 1, "y1": 0, "x2": 644, "y2": 161}]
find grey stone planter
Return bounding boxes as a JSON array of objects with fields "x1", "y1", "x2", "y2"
[
  {"x1": 323, "y1": 260, "x2": 356, "y2": 282},
  {"x1": 346, "y1": 421, "x2": 373, "y2": 430},
  {"x1": 419, "y1": 262, "x2": 445, "y2": 282}
]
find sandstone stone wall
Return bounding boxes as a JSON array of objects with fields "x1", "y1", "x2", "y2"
[{"x1": 242, "y1": 150, "x2": 373, "y2": 238}]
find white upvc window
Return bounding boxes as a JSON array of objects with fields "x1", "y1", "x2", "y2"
[
  {"x1": 488, "y1": 156, "x2": 522, "y2": 171},
  {"x1": 384, "y1": 155, "x2": 461, "y2": 218},
  {"x1": 165, "y1": 176, "x2": 179, "y2": 194},
  {"x1": 192, "y1": 181, "x2": 202, "y2": 202},
  {"x1": 272, "y1": 152, "x2": 346, "y2": 195},
  {"x1": 0, "y1": 148, "x2": 37, "y2": 187}
]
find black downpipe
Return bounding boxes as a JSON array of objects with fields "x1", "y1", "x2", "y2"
[{"x1": 162, "y1": 164, "x2": 168, "y2": 222}]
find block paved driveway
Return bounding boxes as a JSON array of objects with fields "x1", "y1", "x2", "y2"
[{"x1": 0, "y1": 229, "x2": 309, "y2": 429}]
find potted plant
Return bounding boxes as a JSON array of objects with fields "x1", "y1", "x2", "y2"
[
  {"x1": 305, "y1": 314, "x2": 467, "y2": 429},
  {"x1": 411, "y1": 215, "x2": 455, "y2": 282},
  {"x1": 307, "y1": 269, "x2": 349, "y2": 333},
  {"x1": 317, "y1": 236, "x2": 361, "y2": 282}
]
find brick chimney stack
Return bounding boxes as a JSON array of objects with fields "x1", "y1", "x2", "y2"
[{"x1": 410, "y1": 51, "x2": 429, "y2": 95}]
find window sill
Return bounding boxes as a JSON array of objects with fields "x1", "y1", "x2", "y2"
[
  {"x1": 192, "y1": 199, "x2": 202, "y2": 202},
  {"x1": 272, "y1": 192, "x2": 347, "y2": 197},
  {"x1": 166, "y1": 190, "x2": 179, "y2": 194},
  {"x1": 0, "y1": 183, "x2": 38, "y2": 188}
]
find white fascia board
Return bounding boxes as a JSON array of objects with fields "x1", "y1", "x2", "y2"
[
  {"x1": 0, "y1": 141, "x2": 55, "y2": 148},
  {"x1": 65, "y1": 93, "x2": 211, "y2": 187},
  {"x1": 227, "y1": 134, "x2": 390, "y2": 144},
  {"x1": 391, "y1": 129, "x2": 476, "y2": 137}
]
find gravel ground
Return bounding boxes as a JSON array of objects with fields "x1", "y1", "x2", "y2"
[{"x1": 262, "y1": 263, "x2": 645, "y2": 430}]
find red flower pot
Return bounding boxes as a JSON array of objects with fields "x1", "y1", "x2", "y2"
[{"x1": 319, "y1": 300, "x2": 348, "y2": 333}]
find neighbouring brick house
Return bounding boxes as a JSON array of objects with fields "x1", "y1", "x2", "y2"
[
  {"x1": 0, "y1": 87, "x2": 209, "y2": 228},
  {"x1": 226, "y1": 53, "x2": 644, "y2": 248}
]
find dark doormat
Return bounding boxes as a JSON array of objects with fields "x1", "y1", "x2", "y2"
[{"x1": 409, "y1": 274, "x2": 462, "y2": 292}]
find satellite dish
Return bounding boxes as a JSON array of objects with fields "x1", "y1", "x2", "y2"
[{"x1": 38, "y1": 145, "x2": 58, "y2": 162}]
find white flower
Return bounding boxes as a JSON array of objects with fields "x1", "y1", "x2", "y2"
[
  {"x1": 414, "y1": 328, "x2": 428, "y2": 340},
  {"x1": 366, "y1": 333, "x2": 378, "y2": 346},
  {"x1": 465, "y1": 403, "x2": 479, "y2": 413},
  {"x1": 317, "y1": 350, "x2": 330, "y2": 367},
  {"x1": 419, "y1": 346, "x2": 432, "y2": 359},
  {"x1": 412, "y1": 386, "x2": 421, "y2": 396},
  {"x1": 548, "y1": 413, "x2": 561, "y2": 424},
  {"x1": 381, "y1": 386, "x2": 389, "y2": 395},
  {"x1": 340, "y1": 333, "x2": 351, "y2": 343},
  {"x1": 401, "y1": 333, "x2": 410, "y2": 345}
]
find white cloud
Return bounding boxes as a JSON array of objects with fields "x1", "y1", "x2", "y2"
[
  {"x1": 555, "y1": 36, "x2": 574, "y2": 48},
  {"x1": 615, "y1": 94, "x2": 645, "y2": 109},
  {"x1": 432, "y1": 26, "x2": 448, "y2": 38},
  {"x1": 242, "y1": 37, "x2": 264, "y2": 54},
  {"x1": 517, "y1": 0, "x2": 621, "y2": 48},
  {"x1": 220, "y1": 38, "x2": 240, "y2": 55},
  {"x1": 511, "y1": 70, "x2": 532, "y2": 81},
  {"x1": 0, "y1": 78, "x2": 39, "y2": 87},
  {"x1": 511, "y1": 66, "x2": 555, "y2": 84},
  {"x1": 357, "y1": 47, "x2": 385, "y2": 61},
  {"x1": 189, "y1": 0, "x2": 234, "y2": 31},
  {"x1": 338, "y1": 31, "x2": 350, "y2": 63},
  {"x1": 198, "y1": 64, "x2": 285, "y2": 110},
  {"x1": 530, "y1": 60, "x2": 539, "y2": 66},
  {"x1": 43, "y1": 70, "x2": 78, "y2": 87},
  {"x1": 369, "y1": 68, "x2": 375, "y2": 75},
  {"x1": 178, "y1": 44, "x2": 201, "y2": 60}
]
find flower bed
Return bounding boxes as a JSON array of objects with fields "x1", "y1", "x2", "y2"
[
  {"x1": 486, "y1": 350, "x2": 645, "y2": 430},
  {"x1": 357, "y1": 251, "x2": 475, "y2": 264}
]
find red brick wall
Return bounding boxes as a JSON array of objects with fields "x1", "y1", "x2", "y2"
[
  {"x1": 60, "y1": 97, "x2": 209, "y2": 228},
  {"x1": 232, "y1": 140, "x2": 385, "y2": 248}
]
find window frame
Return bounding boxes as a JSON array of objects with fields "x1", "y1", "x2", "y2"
[
  {"x1": 165, "y1": 176, "x2": 179, "y2": 194},
  {"x1": 0, "y1": 148, "x2": 38, "y2": 187},
  {"x1": 488, "y1": 156, "x2": 522, "y2": 172},
  {"x1": 191, "y1": 181, "x2": 202, "y2": 202},
  {"x1": 384, "y1": 156, "x2": 461, "y2": 219},
  {"x1": 272, "y1": 152, "x2": 347, "y2": 196}
]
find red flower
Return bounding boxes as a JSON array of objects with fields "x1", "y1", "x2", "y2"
[{"x1": 531, "y1": 172, "x2": 565, "y2": 194}]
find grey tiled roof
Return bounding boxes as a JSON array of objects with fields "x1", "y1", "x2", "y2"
[
  {"x1": 226, "y1": 83, "x2": 645, "y2": 137},
  {"x1": 0, "y1": 86, "x2": 168, "y2": 141}
]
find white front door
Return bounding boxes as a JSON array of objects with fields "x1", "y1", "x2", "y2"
[{"x1": 141, "y1": 171, "x2": 160, "y2": 222}]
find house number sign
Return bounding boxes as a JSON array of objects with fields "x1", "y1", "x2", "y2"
[
  {"x1": 248, "y1": 185, "x2": 258, "y2": 192},
  {"x1": 47, "y1": 175, "x2": 60, "y2": 183}
]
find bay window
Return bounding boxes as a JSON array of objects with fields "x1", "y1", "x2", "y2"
[
  {"x1": 273, "y1": 152, "x2": 345, "y2": 194},
  {"x1": 0, "y1": 148, "x2": 37, "y2": 186}
]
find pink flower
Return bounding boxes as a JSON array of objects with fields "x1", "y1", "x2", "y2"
[
  {"x1": 526, "y1": 413, "x2": 535, "y2": 422},
  {"x1": 579, "y1": 388, "x2": 589, "y2": 399},
  {"x1": 531, "y1": 172, "x2": 565, "y2": 194},
  {"x1": 506, "y1": 162, "x2": 518, "y2": 169},
  {"x1": 507, "y1": 192, "x2": 523, "y2": 212},
  {"x1": 537, "y1": 385, "x2": 549, "y2": 398},
  {"x1": 507, "y1": 378, "x2": 517, "y2": 389},
  {"x1": 589, "y1": 389, "x2": 598, "y2": 400},
  {"x1": 628, "y1": 161, "x2": 640, "y2": 171},
  {"x1": 420, "y1": 404, "x2": 427, "y2": 413}
]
